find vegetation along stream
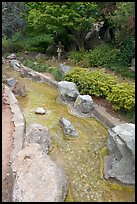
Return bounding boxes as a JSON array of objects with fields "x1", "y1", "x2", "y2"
[{"x1": 5, "y1": 68, "x2": 135, "y2": 202}]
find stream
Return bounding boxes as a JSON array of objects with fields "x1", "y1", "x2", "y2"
[{"x1": 5, "y1": 68, "x2": 135, "y2": 202}]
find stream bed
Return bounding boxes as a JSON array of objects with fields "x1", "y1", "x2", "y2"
[{"x1": 5, "y1": 68, "x2": 135, "y2": 202}]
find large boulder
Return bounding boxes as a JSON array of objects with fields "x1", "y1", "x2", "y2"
[
  {"x1": 104, "y1": 123, "x2": 135, "y2": 184},
  {"x1": 59, "y1": 118, "x2": 78, "y2": 137},
  {"x1": 74, "y1": 95, "x2": 93, "y2": 113},
  {"x1": 25, "y1": 123, "x2": 52, "y2": 154},
  {"x1": 58, "y1": 81, "x2": 79, "y2": 101},
  {"x1": 12, "y1": 143, "x2": 68, "y2": 202}
]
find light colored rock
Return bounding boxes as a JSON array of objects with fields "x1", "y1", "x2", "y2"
[
  {"x1": 7, "y1": 53, "x2": 17, "y2": 60},
  {"x1": 129, "y1": 58, "x2": 135, "y2": 72},
  {"x1": 25, "y1": 123, "x2": 52, "y2": 153},
  {"x1": 131, "y1": 58, "x2": 135, "y2": 67},
  {"x1": 12, "y1": 143, "x2": 68, "y2": 202},
  {"x1": 104, "y1": 123, "x2": 135, "y2": 184},
  {"x1": 58, "y1": 81, "x2": 79, "y2": 101},
  {"x1": 6, "y1": 78, "x2": 16, "y2": 88},
  {"x1": 35, "y1": 107, "x2": 46, "y2": 115},
  {"x1": 10, "y1": 59, "x2": 21, "y2": 70},
  {"x1": 74, "y1": 95, "x2": 93, "y2": 113},
  {"x1": 60, "y1": 63, "x2": 71, "y2": 74},
  {"x1": 59, "y1": 118, "x2": 78, "y2": 137}
]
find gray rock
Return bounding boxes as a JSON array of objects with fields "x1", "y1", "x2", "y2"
[
  {"x1": 12, "y1": 81, "x2": 26, "y2": 97},
  {"x1": 28, "y1": 71, "x2": 41, "y2": 81},
  {"x1": 59, "y1": 118, "x2": 78, "y2": 137},
  {"x1": 35, "y1": 107, "x2": 46, "y2": 115},
  {"x1": 129, "y1": 58, "x2": 135, "y2": 72},
  {"x1": 25, "y1": 123, "x2": 52, "y2": 153},
  {"x1": 74, "y1": 95, "x2": 93, "y2": 113},
  {"x1": 6, "y1": 78, "x2": 16, "y2": 88},
  {"x1": 21, "y1": 85, "x2": 26, "y2": 97},
  {"x1": 104, "y1": 123, "x2": 135, "y2": 184},
  {"x1": 60, "y1": 63, "x2": 71, "y2": 74},
  {"x1": 10, "y1": 59, "x2": 21, "y2": 70},
  {"x1": 7, "y1": 53, "x2": 17, "y2": 60},
  {"x1": 12, "y1": 143, "x2": 68, "y2": 202},
  {"x1": 131, "y1": 58, "x2": 135, "y2": 67},
  {"x1": 58, "y1": 81, "x2": 79, "y2": 101}
]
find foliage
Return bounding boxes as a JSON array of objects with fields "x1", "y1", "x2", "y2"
[
  {"x1": 24, "y1": 2, "x2": 99, "y2": 50},
  {"x1": 105, "y1": 63, "x2": 135, "y2": 79},
  {"x1": 68, "y1": 50, "x2": 90, "y2": 67},
  {"x1": 64, "y1": 68, "x2": 117, "y2": 97},
  {"x1": 46, "y1": 67, "x2": 63, "y2": 81},
  {"x1": 107, "y1": 83, "x2": 135, "y2": 111},
  {"x1": 88, "y1": 44, "x2": 120, "y2": 67},
  {"x1": 23, "y1": 59, "x2": 49, "y2": 72},
  {"x1": 2, "y1": 35, "x2": 25, "y2": 54},
  {"x1": 68, "y1": 44, "x2": 120, "y2": 67},
  {"x1": 106, "y1": 2, "x2": 135, "y2": 41},
  {"x1": 22, "y1": 59, "x2": 63, "y2": 81},
  {"x1": 2, "y1": 2, "x2": 25, "y2": 38},
  {"x1": 64, "y1": 67, "x2": 135, "y2": 112},
  {"x1": 116, "y1": 37, "x2": 135, "y2": 66}
]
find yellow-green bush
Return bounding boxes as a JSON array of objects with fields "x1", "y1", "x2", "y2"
[
  {"x1": 64, "y1": 68, "x2": 135, "y2": 111},
  {"x1": 64, "y1": 68, "x2": 117, "y2": 98},
  {"x1": 106, "y1": 83, "x2": 135, "y2": 111}
]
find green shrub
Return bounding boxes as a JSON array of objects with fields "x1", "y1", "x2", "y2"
[
  {"x1": 65, "y1": 67, "x2": 135, "y2": 112},
  {"x1": 64, "y1": 68, "x2": 117, "y2": 97},
  {"x1": 116, "y1": 37, "x2": 135, "y2": 66},
  {"x1": 68, "y1": 50, "x2": 90, "y2": 67},
  {"x1": 22, "y1": 59, "x2": 63, "y2": 81},
  {"x1": 105, "y1": 63, "x2": 135, "y2": 79},
  {"x1": 46, "y1": 67, "x2": 63, "y2": 81},
  {"x1": 106, "y1": 83, "x2": 135, "y2": 111},
  {"x1": 88, "y1": 44, "x2": 120, "y2": 67},
  {"x1": 23, "y1": 59, "x2": 49, "y2": 72}
]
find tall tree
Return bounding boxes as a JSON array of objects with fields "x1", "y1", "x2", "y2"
[
  {"x1": 25, "y1": 2, "x2": 99, "y2": 50},
  {"x1": 2, "y1": 2, "x2": 25, "y2": 38}
]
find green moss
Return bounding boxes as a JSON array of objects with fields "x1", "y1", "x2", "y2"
[
  {"x1": 4, "y1": 67, "x2": 135, "y2": 202},
  {"x1": 99, "y1": 146, "x2": 109, "y2": 179},
  {"x1": 64, "y1": 186, "x2": 74, "y2": 202}
]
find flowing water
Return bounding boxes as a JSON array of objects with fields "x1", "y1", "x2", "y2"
[{"x1": 5, "y1": 68, "x2": 135, "y2": 202}]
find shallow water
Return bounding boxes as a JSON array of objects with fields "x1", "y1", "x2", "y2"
[{"x1": 5, "y1": 68, "x2": 135, "y2": 202}]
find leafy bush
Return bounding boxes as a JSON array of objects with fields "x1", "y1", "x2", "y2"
[
  {"x1": 64, "y1": 68, "x2": 117, "y2": 97},
  {"x1": 116, "y1": 37, "x2": 135, "y2": 66},
  {"x1": 64, "y1": 67, "x2": 135, "y2": 112},
  {"x1": 105, "y1": 63, "x2": 135, "y2": 79},
  {"x1": 88, "y1": 44, "x2": 120, "y2": 67},
  {"x1": 22, "y1": 59, "x2": 63, "y2": 81},
  {"x1": 68, "y1": 44, "x2": 120, "y2": 68},
  {"x1": 68, "y1": 50, "x2": 90, "y2": 67},
  {"x1": 23, "y1": 59, "x2": 49, "y2": 72},
  {"x1": 46, "y1": 67, "x2": 63, "y2": 81},
  {"x1": 106, "y1": 83, "x2": 135, "y2": 111},
  {"x1": 2, "y1": 35, "x2": 24, "y2": 54}
]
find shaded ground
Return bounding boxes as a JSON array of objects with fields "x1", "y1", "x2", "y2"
[{"x1": 2, "y1": 93, "x2": 14, "y2": 202}]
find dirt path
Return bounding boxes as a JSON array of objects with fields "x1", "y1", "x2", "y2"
[{"x1": 2, "y1": 95, "x2": 14, "y2": 202}]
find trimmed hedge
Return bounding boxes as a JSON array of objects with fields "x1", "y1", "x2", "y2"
[
  {"x1": 64, "y1": 67, "x2": 135, "y2": 111},
  {"x1": 106, "y1": 83, "x2": 135, "y2": 110}
]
